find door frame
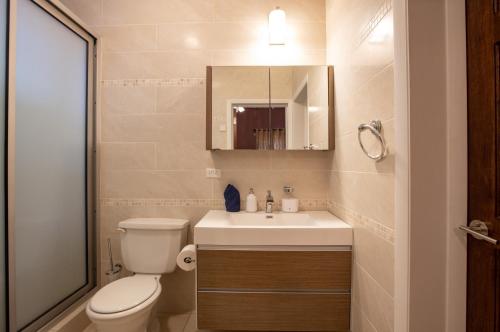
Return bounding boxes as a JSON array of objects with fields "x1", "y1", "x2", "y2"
[
  {"x1": 6, "y1": 0, "x2": 98, "y2": 330},
  {"x1": 393, "y1": 0, "x2": 468, "y2": 331}
]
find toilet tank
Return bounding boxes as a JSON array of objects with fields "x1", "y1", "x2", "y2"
[{"x1": 118, "y1": 218, "x2": 189, "y2": 274}]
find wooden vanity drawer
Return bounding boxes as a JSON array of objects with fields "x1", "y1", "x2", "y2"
[
  {"x1": 197, "y1": 249, "x2": 352, "y2": 290},
  {"x1": 197, "y1": 291, "x2": 351, "y2": 331}
]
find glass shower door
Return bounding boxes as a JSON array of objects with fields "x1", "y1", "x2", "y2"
[{"x1": 12, "y1": 0, "x2": 96, "y2": 330}]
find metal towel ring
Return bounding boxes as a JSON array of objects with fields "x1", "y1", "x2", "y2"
[{"x1": 358, "y1": 120, "x2": 388, "y2": 161}]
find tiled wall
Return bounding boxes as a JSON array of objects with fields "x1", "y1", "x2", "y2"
[
  {"x1": 326, "y1": 0, "x2": 395, "y2": 332},
  {"x1": 61, "y1": 0, "x2": 328, "y2": 314}
]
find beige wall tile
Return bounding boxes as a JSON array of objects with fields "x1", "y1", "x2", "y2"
[
  {"x1": 102, "y1": 51, "x2": 210, "y2": 79},
  {"x1": 213, "y1": 0, "x2": 325, "y2": 22},
  {"x1": 102, "y1": 114, "x2": 163, "y2": 142},
  {"x1": 209, "y1": 22, "x2": 271, "y2": 50},
  {"x1": 158, "y1": 21, "x2": 326, "y2": 51},
  {"x1": 209, "y1": 21, "x2": 325, "y2": 51},
  {"x1": 288, "y1": 21, "x2": 326, "y2": 50},
  {"x1": 101, "y1": 0, "x2": 214, "y2": 25},
  {"x1": 94, "y1": 25, "x2": 157, "y2": 52},
  {"x1": 157, "y1": 114, "x2": 206, "y2": 143},
  {"x1": 214, "y1": 170, "x2": 329, "y2": 202},
  {"x1": 158, "y1": 23, "x2": 212, "y2": 50},
  {"x1": 351, "y1": 303, "x2": 378, "y2": 332},
  {"x1": 102, "y1": 86, "x2": 156, "y2": 114},
  {"x1": 353, "y1": 227, "x2": 394, "y2": 296},
  {"x1": 101, "y1": 142, "x2": 156, "y2": 170},
  {"x1": 157, "y1": 140, "x2": 213, "y2": 170},
  {"x1": 334, "y1": 65, "x2": 394, "y2": 137},
  {"x1": 352, "y1": 263, "x2": 394, "y2": 332},
  {"x1": 211, "y1": 49, "x2": 326, "y2": 66},
  {"x1": 211, "y1": 151, "x2": 272, "y2": 170},
  {"x1": 277, "y1": 0, "x2": 326, "y2": 22},
  {"x1": 156, "y1": 84, "x2": 205, "y2": 114},
  {"x1": 329, "y1": 171, "x2": 394, "y2": 229},
  {"x1": 270, "y1": 150, "x2": 332, "y2": 170},
  {"x1": 213, "y1": 0, "x2": 271, "y2": 22},
  {"x1": 101, "y1": 170, "x2": 212, "y2": 199},
  {"x1": 102, "y1": 113, "x2": 205, "y2": 142}
]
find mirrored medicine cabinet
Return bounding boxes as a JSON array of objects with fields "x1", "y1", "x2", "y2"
[{"x1": 206, "y1": 66, "x2": 334, "y2": 151}]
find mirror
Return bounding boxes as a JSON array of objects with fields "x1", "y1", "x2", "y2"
[{"x1": 206, "y1": 66, "x2": 334, "y2": 151}]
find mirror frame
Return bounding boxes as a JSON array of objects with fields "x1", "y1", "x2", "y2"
[{"x1": 206, "y1": 66, "x2": 335, "y2": 151}]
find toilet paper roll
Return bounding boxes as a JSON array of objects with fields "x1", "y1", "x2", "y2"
[{"x1": 177, "y1": 244, "x2": 196, "y2": 271}]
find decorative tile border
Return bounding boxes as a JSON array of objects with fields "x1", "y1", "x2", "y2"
[
  {"x1": 101, "y1": 198, "x2": 223, "y2": 208},
  {"x1": 101, "y1": 78, "x2": 205, "y2": 88},
  {"x1": 358, "y1": 0, "x2": 392, "y2": 47},
  {"x1": 100, "y1": 199, "x2": 391, "y2": 240},
  {"x1": 327, "y1": 200, "x2": 395, "y2": 243},
  {"x1": 100, "y1": 198, "x2": 328, "y2": 210}
]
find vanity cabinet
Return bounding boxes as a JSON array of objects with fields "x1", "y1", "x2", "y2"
[{"x1": 196, "y1": 247, "x2": 352, "y2": 331}]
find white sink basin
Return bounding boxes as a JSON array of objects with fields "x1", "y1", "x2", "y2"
[
  {"x1": 229, "y1": 212, "x2": 313, "y2": 226},
  {"x1": 194, "y1": 210, "x2": 352, "y2": 246}
]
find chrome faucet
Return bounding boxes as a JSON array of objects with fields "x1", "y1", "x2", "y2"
[{"x1": 265, "y1": 190, "x2": 274, "y2": 213}]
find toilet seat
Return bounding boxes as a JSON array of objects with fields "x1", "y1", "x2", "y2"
[{"x1": 89, "y1": 275, "x2": 160, "y2": 314}]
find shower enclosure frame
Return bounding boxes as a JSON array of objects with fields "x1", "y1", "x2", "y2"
[{"x1": 5, "y1": 0, "x2": 97, "y2": 331}]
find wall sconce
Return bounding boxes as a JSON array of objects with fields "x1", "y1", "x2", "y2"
[{"x1": 268, "y1": 7, "x2": 286, "y2": 45}]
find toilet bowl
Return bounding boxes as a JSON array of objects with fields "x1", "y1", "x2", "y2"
[
  {"x1": 86, "y1": 275, "x2": 162, "y2": 332},
  {"x1": 86, "y1": 218, "x2": 189, "y2": 332}
]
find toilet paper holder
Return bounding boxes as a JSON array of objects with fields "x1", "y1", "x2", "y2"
[{"x1": 177, "y1": 244, "x2": 197, "y2": 271}]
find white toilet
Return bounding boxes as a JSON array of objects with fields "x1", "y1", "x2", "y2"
[{"x1": 86, "y1": 218, "x2": 189, "y2": 332}]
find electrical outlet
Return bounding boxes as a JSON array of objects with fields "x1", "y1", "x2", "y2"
[{"x1": 206, "y1": 168, "x2": 221, "y2": 178}]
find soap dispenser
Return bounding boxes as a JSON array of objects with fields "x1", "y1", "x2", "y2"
[
  {"x1": 282, "y1": 185, "x2": 299, "y2": 212},
  {"x1": 246, "y1": 188, "x2": 258, "y2": 212}
]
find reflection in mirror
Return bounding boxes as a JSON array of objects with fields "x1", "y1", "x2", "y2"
[
  {"x1": 232, "y1": 104, "x2": 286, "y2": 150},
  {"x1": 276, "y1": 66, "x2": 329, "y2": 150},
  {"x1": 210, "y1": 66, "x2": 269, "y2": 150},
  {"x1": 207, "y1": 66, "x2": 333, "y2": 151}
]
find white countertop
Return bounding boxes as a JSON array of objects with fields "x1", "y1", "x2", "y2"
[{"x1": 194, "y1": 210, "x2": 353, "y2": 246}]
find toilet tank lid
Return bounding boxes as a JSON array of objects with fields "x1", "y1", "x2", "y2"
[{"x1": 119, "y1": 218, "x2": 189, "y2": 230}]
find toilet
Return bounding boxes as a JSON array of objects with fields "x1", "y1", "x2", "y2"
[{"x1": 86, "y1": 218, "x2": 189, "y2": 332}]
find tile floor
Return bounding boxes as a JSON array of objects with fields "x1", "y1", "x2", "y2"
[{"x1": 83, "y1": 311, "x2": 197, "y2": 332}]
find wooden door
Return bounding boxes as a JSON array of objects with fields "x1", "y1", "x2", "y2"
[
  {"x1": 234, "y1": 107, "x2": 286, "y2": 149},
  {"x1": 466, "y1": 0, "x2": 500, "y2": 331}
]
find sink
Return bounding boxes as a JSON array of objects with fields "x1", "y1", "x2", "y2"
[
  {"x1": 229, "y1": 212, "x2": 313, "y2": 226},
  {"x1": 194, "y1": 210, "x2": 352, "y2": 246}
]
